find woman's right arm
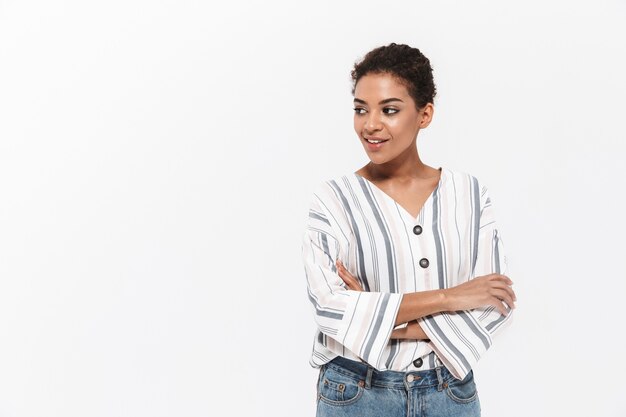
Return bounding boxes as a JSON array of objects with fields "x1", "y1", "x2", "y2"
[{"x1": 303, "y1": 186, "x2": 405, "y2": 370}]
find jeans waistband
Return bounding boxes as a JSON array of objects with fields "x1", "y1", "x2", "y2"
[{"x1": 325, "y1": 356, "x2": 458, "y2": 390}]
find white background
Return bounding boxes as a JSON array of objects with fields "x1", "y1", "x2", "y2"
[{"x1": 1, "y1": 1, "x2": 625, "y2": 416}]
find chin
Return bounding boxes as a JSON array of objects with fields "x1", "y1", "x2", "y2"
[{"x1": 365, "y1": 155, "x2": 390, "y2": 165}]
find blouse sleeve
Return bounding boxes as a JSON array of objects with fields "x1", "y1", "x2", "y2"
[
  {"x1": 418, "y1": 183, "x2": 513, "y2": 380},
  {"x1": 301, "y1": 184, "x2": 403, "y2": 370}
]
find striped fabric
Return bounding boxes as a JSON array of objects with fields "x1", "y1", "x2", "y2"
[{"x1": 301, "y1": 166, "x2": 512, "y2": 380}]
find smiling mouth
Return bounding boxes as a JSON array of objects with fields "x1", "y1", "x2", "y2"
[{"x1": 365, "y1": 138, "x2": 389, "y2": 144}]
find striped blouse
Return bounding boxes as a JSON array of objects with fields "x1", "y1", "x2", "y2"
[{"x1": 301, "y1": 166, "x2": 512, "y2": 380}]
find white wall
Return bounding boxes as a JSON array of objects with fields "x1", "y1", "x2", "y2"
[{"x1": 1, "y1": 1, "x2": 625, "y2": 416}]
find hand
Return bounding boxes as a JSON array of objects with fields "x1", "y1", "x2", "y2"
[
  {"x1": 391, "y1": 320, "x2": 430, "y2": 340},
  {"x1": 335, "y1": 259, "x2": 364, "y2": 291},
  {"x1": 445, "y1": 273, "x2": 516, "y2": 316}
]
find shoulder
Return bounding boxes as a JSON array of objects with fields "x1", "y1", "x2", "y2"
[
  {"x1": 306, "y1": 173, "x2": 352, "y2": 210},
  {"x1": 309, "y1": 171, "x2": 358, "y2": 199},
  {"x1": 443, "y1": 167, "x2": 491, "y2": 201}
]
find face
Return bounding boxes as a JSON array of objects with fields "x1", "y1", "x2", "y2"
[{"x1": 353, "y1": 72, "x2": 434, "y2": 164}]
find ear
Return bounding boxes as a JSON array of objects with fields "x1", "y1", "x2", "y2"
[{"x1": 419, "y1": 103, "x2": 435, "y2": 128}]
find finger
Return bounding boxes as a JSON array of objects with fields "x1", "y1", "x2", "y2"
[
  {"x1": 498, "y1": 274, "x2": 514, "y2": 285},
  {"x1": 336, "y1": 265, "x2": 352, "y2": 283},
  {"x1": 338, "y1": 263, "x2": 358, "y2": 284},
  {"x1": 336, "y1": 259, "x2": 347, "y2": 274},
  {"x1": 491, "y1": 297, "x2": 510, "y2": 316},
  {"x1": 346, "y1": 277, "x2": 364, "y2": 292},
  {"x1": 337, "y1": 267, "x2": 362, "y2": 291},
  {"x1": 492, "y1": 288, "x2": 515, "y2": 308},
  {"x1": 337, "y1": 268, "x2": 356, "y2": 286},
  {"x1": 336, "y1": 261, "x2": 365, "y2": 291},
  {"x1": 336, "y1": 263, "x2": 353, "y2": 282},
  {"x1": 490, "y1": 274, "x2": 513, "y2": 286},
  {"x1": 337, "y1": 261, "x2": 350, "y2": 276},
  {"x1": 489, "y1": 280, "x2": 517, "y2": 301},
  {"x1": 491, "y1": 288, "x2": 515, "y2": 310},
  {"x1": 340, "y1": 276, "x2": 358, "y2": 291},
  {"x1": 348, "y1": 277, "x2": 364, "y2": 292},
  {"x1": 336, "y1": 261, "x2": 349, "y2": 277},
  {"x1": 507, "y1": 286, "x2": 517, "y2": 302}
]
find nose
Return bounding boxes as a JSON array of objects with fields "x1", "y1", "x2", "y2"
[{"x1": 364, "y1": 111, "x2": 383, "y2": 133}]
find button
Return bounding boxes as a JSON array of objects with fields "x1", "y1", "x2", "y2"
[
  {"x1": 406, "y1": 374, "x2": 421, "y2": 382},
  {"x1": 419, "y1": 258, "x2": 429, "y2": 268},
  {"x1": 413, "y1": 357, "x2": 423, "y2": 368},
  {"x1": 413, "y1": 225, "x2": 423, "y2": 235}
]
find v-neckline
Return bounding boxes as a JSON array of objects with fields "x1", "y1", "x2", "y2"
[{"x1": 353, "y1": 167, "x2": 445, "y2": 222}]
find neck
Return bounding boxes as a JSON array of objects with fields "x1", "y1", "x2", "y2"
[{"x1": 365, "y1": 152, "x2": 433, "y2": 182}]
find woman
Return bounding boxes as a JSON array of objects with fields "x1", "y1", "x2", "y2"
[{"x1": 301, "y1": 43, "x2": 516, "y2": 417}]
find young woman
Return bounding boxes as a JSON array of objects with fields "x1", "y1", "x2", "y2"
[{"x1": 301, "y1": 43, "x2": 516, "y2": 417}]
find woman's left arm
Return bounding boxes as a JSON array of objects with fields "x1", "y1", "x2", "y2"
[{"x1": 418, "y1": 182, "x2": 514, "y2": 380}]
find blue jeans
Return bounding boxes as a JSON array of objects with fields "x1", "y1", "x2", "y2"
[{"x1": 316, "y1": 356, "x2": 481, "y2": 417}]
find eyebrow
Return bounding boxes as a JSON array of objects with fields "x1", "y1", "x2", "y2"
[{"x1": 353, "y1": 98, "x2": 404, "y2": 105}]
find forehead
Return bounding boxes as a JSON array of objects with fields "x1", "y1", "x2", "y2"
[{"x1": 354, "y1": 72, "x2": 411, "y2": 100}]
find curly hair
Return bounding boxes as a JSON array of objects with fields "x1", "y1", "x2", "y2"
[{"x1": 350, "y1": 43, "x2": 437, "y2": 110}]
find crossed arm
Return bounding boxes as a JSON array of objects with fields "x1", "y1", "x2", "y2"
[{"x1": 335, "y1": 259, "x2": 516, "y2": 341}]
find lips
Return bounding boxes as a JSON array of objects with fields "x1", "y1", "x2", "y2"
[
  {"x1": 364, "y1": 137, "x2": 389, "y2": 144},
  {"x1": 364, "y1": 137, "x2": 389, "y2": 151}
]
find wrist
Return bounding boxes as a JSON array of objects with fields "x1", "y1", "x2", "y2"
[{"x1": 438, "y1": 289, "x2": 452, "y2": 312}]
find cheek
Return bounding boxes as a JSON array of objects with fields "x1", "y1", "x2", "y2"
[
  {"x1": 387, "y1": 116, "x2": 413, "y2": 137},
  {"x1": 353, "y1": 117, "x2": 361, "y2": 133}
]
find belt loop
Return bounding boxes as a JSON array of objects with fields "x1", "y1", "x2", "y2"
[
  {"x1": 435, "y1": 355, "x2": 444, "y2": 368},
  {"x1": 435, "y1": 365, "x2": 444, "y2": 392},
  {"x1": 365, "y1": 366, "x2": 374, "y2": 389}
]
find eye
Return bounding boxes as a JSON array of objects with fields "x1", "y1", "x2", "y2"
[
  {"x1": 353, "y1": 107, "x2": 366, "y2": 115},
  {"x1": 383, "y1": 107, "x2": 399, "y2": 115}
]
